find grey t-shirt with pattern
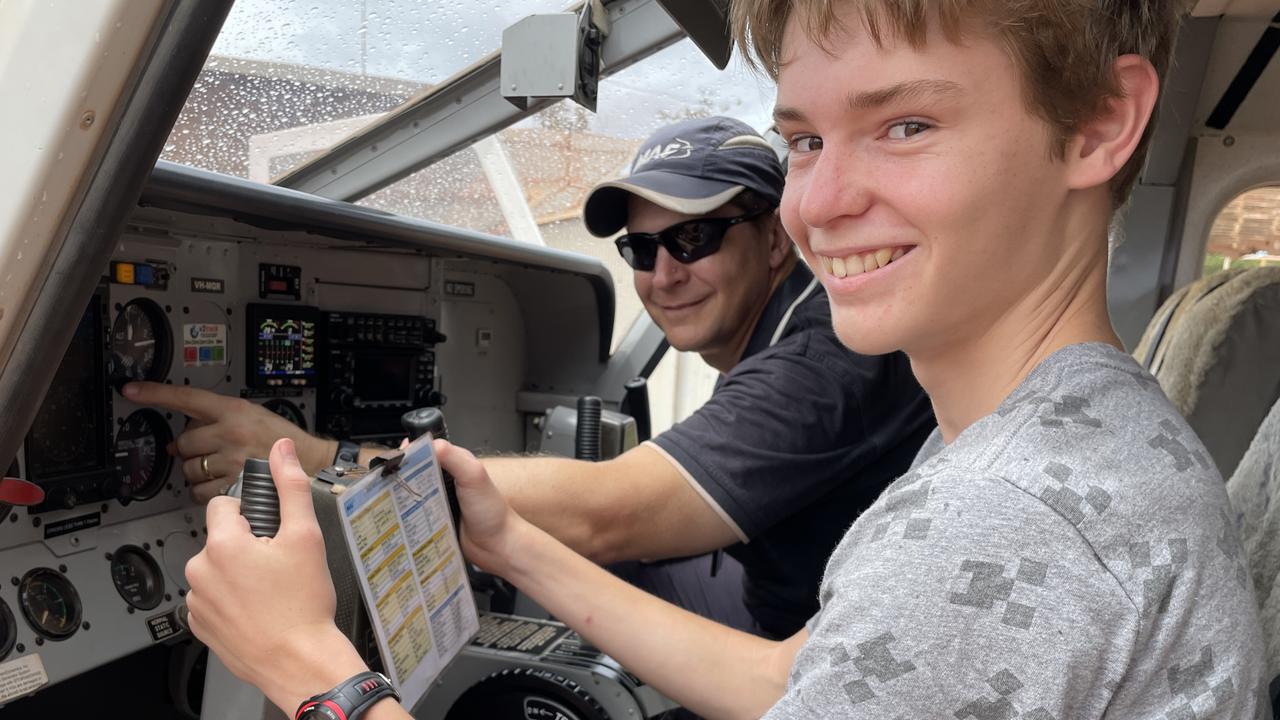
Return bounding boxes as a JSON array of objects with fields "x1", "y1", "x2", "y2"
[{"x1": 764, "y1": 343, "x2": 1268, "y2": 719}]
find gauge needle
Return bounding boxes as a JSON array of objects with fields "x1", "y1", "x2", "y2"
[
  {"x1": 135, "y1": 339, "x2": 155, "y2": 346},
  {"x1": 41, "y1": 609, "x2": 48, "y2": 624}
]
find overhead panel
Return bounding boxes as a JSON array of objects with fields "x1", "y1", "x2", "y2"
[
  {"x1": 1194, "y1": 14, "x2": 1280, "y2": 133},
  {"x1": 275, "y1": 0, "x2": 686, "y2": 202}
]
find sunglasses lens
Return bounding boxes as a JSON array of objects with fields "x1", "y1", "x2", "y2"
[
  {"x1": 668, "y1": 221, "x2": 722, "y2": 262},
  {"x1": 617, "y1": 237, "x2": 657, "y2": 271}
]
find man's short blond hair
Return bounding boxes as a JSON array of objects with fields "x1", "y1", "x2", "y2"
[{"x1": 731, "y1": 0, "x2": 1187, "y2": 208}]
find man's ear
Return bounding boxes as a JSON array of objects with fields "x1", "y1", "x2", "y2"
[
  {"x1": 1066, "y1": 55, "x2": 1161, "y2": 192},
  {"x1": 766, "y1": 211, "x2": 793, "y2": 269}
]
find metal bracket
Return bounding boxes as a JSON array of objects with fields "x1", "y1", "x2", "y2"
[{"x1": 500, "y1": 0, "x2": 611, "y2": 112}]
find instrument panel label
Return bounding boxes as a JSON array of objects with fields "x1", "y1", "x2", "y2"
[
  {"x1": 444, "y1": 281, "x2": 476, "y2": 298},
  {"x1": 146, "y1": 609, "x2": 183, "y2": 643},
  {"x1": 182, "y1": 323, "x2": 227, "y2": 367},
  {"x1": 43, "y1": 512, "x2": 101, "y2": 540},
  {"x1": 190, "y1": 277, "x2": 225, "y2": 294},
  {"x1": 0, "y1": 654, "x2": 49, "y2": 703}
]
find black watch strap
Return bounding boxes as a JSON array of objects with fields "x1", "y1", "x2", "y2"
[
  {"x1": 294, "y1": 671, "x2": 398, "y2": 720},
  {"x1": 334, "y1": 439, "x2": 362, "y2": 468}
]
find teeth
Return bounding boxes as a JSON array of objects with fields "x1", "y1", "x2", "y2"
[{"x1": 819, "y1": 247, "x2": 910, "y2": 278}]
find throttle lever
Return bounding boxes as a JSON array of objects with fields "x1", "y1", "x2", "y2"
[{"x1": 401, "y1": 408, "x2": 462, "y2": 533}]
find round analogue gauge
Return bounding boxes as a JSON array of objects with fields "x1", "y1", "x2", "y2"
[
  {"x1": 0, "y1": 597, "x2": 15, "y2": 661},
  {"x1": 19, "y1": 568, "x2": 82, "y2": 641},
  {"x1": 115, "y1": 409, "x2": 174, "y2": 501},
  {"x1": 262, "y1": 398, "x2": 307, "y2": 431},
  {"x1": 110, "y1": 298, "x2": 172, "y2": 390},
  {"x1": 110, "y1": 545, "x2": 165, "y2": 611}
]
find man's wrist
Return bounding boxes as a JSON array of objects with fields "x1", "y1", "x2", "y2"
[
  {"x1": 302, "y1": 438, "x2": 339, "y2": 475},
  {"x1": 263, "y1": 625, "x2": 370, "y2": 716}
]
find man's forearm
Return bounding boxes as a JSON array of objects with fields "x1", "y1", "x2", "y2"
[
  {"x1": 483, "y1": 456, "x2": 614, "y2": 560},
  {"x1": 496, "y1": 520, "x2": 792, "y2": 719}
]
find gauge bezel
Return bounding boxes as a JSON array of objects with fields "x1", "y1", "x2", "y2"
[
  {"x1": 18, "y1": 567, "x2": 83, "y2": 641},
  {"x1": 115, "y1": 408, "x2": 175, "y2": 502},
  {"x1": 0, "y1": 596, "x2": 15, "y2": 661},
  {"x1": 262, "y1": 398, "x2": 308, "y2": 432},
  {"x1": 110, "y1": 297, "x2": 173, "y2": 388},
  {"x1": 109, "y1": 545, "x2": 166, "y2": 611}
]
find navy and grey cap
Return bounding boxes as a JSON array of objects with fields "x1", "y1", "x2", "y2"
[{"x1": 583, "y1": 116, "x2": 784, "y2": 237}]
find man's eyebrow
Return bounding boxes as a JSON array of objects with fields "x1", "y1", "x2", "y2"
[
  {"x1": 772, "y1": 105, "x2": 808, "y2": 125},
  {"x1": 848, "y1": 79, "x2": 963, "y2": 110},
  {"x1": 773, "y1": 79, "x2": 963, "y2": 125}
]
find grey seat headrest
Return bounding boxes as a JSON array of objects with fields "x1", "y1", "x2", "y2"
[{"x1": 1138, "y1": 267, "x2": 1280, "y2": 477}]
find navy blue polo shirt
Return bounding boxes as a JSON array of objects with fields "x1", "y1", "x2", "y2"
[{"x1": 648, "y1": 261, "x2": 935, "y2": 638}]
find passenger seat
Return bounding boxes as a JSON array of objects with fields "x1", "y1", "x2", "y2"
[
  {"x1": 1227, "y1": 397, "x2": 1280, "y2": 712},
  {"x1": 1133, "y1": 266, "x2": 1280, "y2": 477}
]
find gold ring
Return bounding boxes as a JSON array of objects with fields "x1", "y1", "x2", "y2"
[{"x1": 200, "y1": 455, "x2": 215, "y2": 482}]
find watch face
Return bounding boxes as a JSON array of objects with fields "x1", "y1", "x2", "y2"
[{"x1": 301, "y1": 704, "x2": 342, "y2": 720}]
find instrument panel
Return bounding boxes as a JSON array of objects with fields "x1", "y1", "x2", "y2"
[
  {"x1": 0, "y1": 244, "x2": 447, "y2": 708},
  {"x1": 1, "y1": 160, "x2": 615, "y2": 715}
]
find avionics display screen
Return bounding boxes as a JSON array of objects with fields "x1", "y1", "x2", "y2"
[
  {"x1": 353, "y1": 353, "x2": 414, "y2": 403},
  {"x1": 26, "y1": 296, "x2": 109, "y2": 480},
  {"x1": 246, "y1": 304, "x2": 319, "y2": 388}
]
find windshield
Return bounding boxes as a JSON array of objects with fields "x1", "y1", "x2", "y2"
[
  {"x1": 159, "y1": 1, "x2": 779, "y2": 354},
  {"x1": 161, "y1": 0, "x2": 571, "y2": 180}
]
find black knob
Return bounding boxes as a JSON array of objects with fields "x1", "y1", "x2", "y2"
[
  {"x1": 59, "y1": 488, "x2": 78, "y2": 510},
  {"x1": 402, "y1": 408, "x2": 447, "y2": 442},
  {"x1": 331, "y1": 386, "x2": 355, "y2": 411}
]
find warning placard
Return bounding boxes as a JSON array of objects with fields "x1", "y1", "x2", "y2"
[
  {"x1": 182, "y1": 323, "x2": 227, "y2": 367},
  {"x1": 0, "y1": 654, "x2": 49, "y2": 703}
]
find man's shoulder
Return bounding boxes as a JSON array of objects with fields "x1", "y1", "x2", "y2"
[{"x1": 893, "y1": 345, "x2": 1254, "y2": 643}]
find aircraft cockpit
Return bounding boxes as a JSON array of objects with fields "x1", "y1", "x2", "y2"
[{"x1": 2, "y1": 0, "x2": 1280, "y2": 718}]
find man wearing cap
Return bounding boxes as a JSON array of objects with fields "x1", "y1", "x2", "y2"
[{"x1": 124, "y1": 116, "x2": 934, "y2": 639}]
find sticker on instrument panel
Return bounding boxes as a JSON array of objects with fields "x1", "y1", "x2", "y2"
[
  {"x1": 0, "y1": 654, "x2": 49, "y2": 703},
  {"x1": 182, "y1": 323, "x2": 227, "y2": 367},
  {"x1": 43, "y1": 512, "x2": 101, "y2": 540},
  {"x1": 190, "y1": 277, "x2": 225, "y2": 294},
  {"x1": 146, "y1": 609, "x2": 183, "y2": 642}
]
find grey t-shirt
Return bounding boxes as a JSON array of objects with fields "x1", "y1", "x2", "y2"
[{"x1": 765, "y1": 343, "x2": 1268, "y2": 719}]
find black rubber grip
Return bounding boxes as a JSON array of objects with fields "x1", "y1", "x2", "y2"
[
  {"x1": 575, "y1": 396, "x2": 603, "y2": 461},
  {"x1": 240, "y1": 457, "x2": 280, "y2": 538}
]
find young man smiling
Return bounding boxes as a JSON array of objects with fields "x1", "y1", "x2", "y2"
[{"x1": 182, "y1": 2, "x2": 1268, "y2": 719}]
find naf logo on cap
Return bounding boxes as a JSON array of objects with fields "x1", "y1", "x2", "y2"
[{"x1": 632, "y1": 137, "x2": 693, "y2": 171}]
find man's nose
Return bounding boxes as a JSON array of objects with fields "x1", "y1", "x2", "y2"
[
  {"x1": 649, "y1": 246, "x2": 687, "y2": 289},
  {"x1": 796, "y1": 146, "x2": 872, "y2": 230}
]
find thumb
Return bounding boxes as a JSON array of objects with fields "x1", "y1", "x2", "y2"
[
  {"x1": 433, "y1": 439, "x2": 487, "y2": 488},
  {"x1": 269, "y1": 438, "x2": 319, "y2": 537}
]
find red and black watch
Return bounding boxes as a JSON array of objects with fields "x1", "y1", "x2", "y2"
[{"x1": 294, "y1": 671, "x2": 399, "y2": 720}]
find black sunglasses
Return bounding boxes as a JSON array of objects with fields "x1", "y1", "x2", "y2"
[{"x1": 614, "y1": 207, "x2": 773, "y2": 271}]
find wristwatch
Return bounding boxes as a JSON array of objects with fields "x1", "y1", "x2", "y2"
[
  {"x1": 294, "y1": 671, "x2": 398, "y2": 720},
  {"x1": 333, "y1": 439, "x2": 362, "y2": 468}
]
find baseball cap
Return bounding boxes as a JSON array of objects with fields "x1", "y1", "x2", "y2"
[{"x1": 583, "y1": 116, "x2": 784, "y2": 237}]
